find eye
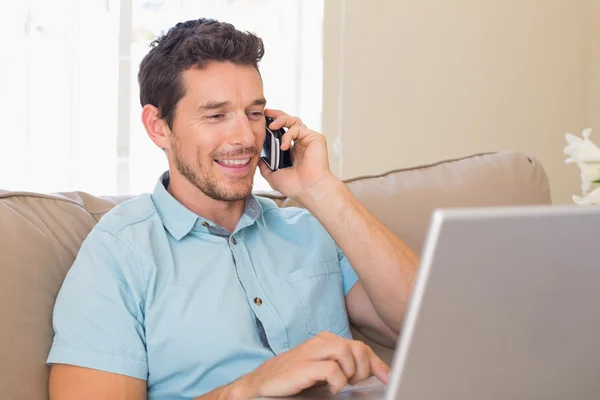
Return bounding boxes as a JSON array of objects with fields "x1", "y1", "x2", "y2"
[
  {"x1": 207, "y1": 114, "x2": 225, "y2": 120},
  {"x1": 248, "y1": 110, "x2": 265, "y2": 120}
]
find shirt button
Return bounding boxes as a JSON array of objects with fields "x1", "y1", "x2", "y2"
[
  {"x1": 201, "y1": 221, "x2": 209, "y2": 228},
  {"x1": 231, "y1": 237, "x2": 237, "y2": 245},
  {"x1": 254, "y1": 297, "x2": 263, "y2": 306}
]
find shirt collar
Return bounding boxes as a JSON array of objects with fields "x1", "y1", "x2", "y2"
[{"x1": 151, "y1": 171, "x2": 263, "y2": 240}]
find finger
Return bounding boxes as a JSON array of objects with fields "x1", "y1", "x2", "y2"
[
  {"x1": 348, "y1": 342, "x2": 371, "y2": 385},
  {"x1": 317, "y1": 361, "x2": 348, "y2": 395},
  {"x1": 283, "y1": 124, "x2": 315, "y2": 151},
  {"x1": 281, "y1": 124, "x2": 300, "y2": 151},
  {"x1": 264, "y1": 108, "x2": 287, "y2": 120},
  {"x1": 311, "y1": 336, "x2": 356, "y2": 382},
  {"x1": 258, "y1": 159, "x2": 274, "y2": 179},
  {"x1": 270, "y1": 114, "x2": 302, "y2": 131},
  {"x1": 367, "y1": 347, "x2": 391, "y2": 385}
]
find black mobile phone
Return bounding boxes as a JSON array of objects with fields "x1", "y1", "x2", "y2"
[{"x1": 260, "y1": 117, "x2": 293, "y2": 171}]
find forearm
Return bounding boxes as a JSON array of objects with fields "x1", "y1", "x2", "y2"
[
  {"x1": 193, "y1": 385, "x2": 228, "y2": 400},
  {"x1": 299, "y1": 177, "x2": 419, "y2": 333},
  {"x1": 194, "y1": 376, "x2": 253, "y2": 400}
]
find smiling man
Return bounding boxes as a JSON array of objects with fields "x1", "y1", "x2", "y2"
[{"x1": 47, "y1": 18, "x2": 419, "y2": 400}]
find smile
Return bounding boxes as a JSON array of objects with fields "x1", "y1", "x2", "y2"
[{"x1": 215, "y1": 158, "x2": 252, "y2": 166}]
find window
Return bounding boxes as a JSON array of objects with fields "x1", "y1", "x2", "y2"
[{"x1": 0, "y1": 0, "x2": 323, "y2": 195}]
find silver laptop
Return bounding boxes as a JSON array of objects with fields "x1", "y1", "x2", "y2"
[{"x1": 272, "y1": 205, "x2": 600, "y2": 399}]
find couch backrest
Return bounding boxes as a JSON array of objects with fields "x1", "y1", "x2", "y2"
[
  {"x1": 265, "y1": 151, "x2": 552, "y2": 253},
  {"x1": 0, "y1": 151, "x2": 551, "y2": 399}
]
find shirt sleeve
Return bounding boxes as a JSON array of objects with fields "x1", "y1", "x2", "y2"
[
  {"x1": 337, "y1": 245, "x2": 360, "y2": 296},
  {"x1": 47, "y1": 226, "x2": 148, "y2": 380}
]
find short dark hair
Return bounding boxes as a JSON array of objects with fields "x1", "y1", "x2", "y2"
[{"x1": 138, "y1": 18, "x2": 265, "y2": 129}]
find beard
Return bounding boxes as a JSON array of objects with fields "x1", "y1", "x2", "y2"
[{"x1": 171, "y1": 137, "x2": 257, "y2": 202}]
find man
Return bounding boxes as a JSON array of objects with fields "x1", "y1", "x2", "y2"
[{"x1": 47, "y1": 18, "x2": 418, "y2": 400}]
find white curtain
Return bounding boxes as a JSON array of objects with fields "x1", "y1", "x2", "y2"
[{"x1": 0, "y1": 0, "x2": 323, "y2": 195}]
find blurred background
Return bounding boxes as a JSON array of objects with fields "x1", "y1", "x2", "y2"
[
  {"x1": 0, "y1": 0, "x2": 323, "y2": 194},
  {"x1": 0, "y1": 0, "x2": 598, "y2": 204}
]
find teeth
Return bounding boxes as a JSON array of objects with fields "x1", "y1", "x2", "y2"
[{"x1": 217, "y1": 158, "x2": 250, "y2": 166}]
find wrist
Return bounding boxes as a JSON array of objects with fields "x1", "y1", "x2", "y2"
[
  {"x1": 221, "y1": 373, "x2": 257, "y2": 400},
  {"x1": 298, "y1": 175, "x2": 346, "y2": 210}
]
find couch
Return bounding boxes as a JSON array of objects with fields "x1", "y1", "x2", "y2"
[{"x1": 0, "y1": 151, "x2": 552, "y2": 399}]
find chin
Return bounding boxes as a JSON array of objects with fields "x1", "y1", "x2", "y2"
[
  {"x1": 227, "y1": 182, "x2": 254, "y2": 199},
  {"x1": 206, "y1": 179, "x2": 253, "y2": 202}
]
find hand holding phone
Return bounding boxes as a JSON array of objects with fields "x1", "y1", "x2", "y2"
[{"x1": 260, "y1": 117, "x2": 293, "y2": 171}]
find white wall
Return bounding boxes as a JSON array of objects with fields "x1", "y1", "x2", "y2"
[{"x1": 323, "y1": 0, "x2": 599, "y2": 204}]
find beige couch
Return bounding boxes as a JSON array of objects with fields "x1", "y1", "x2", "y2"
[{"x1": 0, "y1": 151, "x2": 552, "y2": 400}]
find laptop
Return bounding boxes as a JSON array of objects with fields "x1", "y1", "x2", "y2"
[{"x1": 265, "y1": 205, "x2": 600, "y2": 399}]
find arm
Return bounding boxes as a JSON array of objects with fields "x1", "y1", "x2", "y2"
[
  {"x1": 259, "y1": 110, "x2": 419, "y2": 345},
  {"x1": 299, "y1": 177, "x2": 419, "y2": 337},
  {"x1": 50, "y1": 334, "x2": 390, "y2": 400},
  {"x1": 345, "y1": 281, "x2": 401, "y2": 348},
  {"x1": 200, "y1": 332, "x2": 390, "y2": 399},
  {"x1": 49, "y1": 365, "x2": 146, "y2": 400},
  {"x1": 48, "y1": 228, "x2": 149, "y2": 398},
  {"x1": 49, "y1": 364, "x2": 227, "y2": 400}
]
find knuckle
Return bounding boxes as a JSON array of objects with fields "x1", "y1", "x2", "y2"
[
  {"x1": 312, "y1": 333, "x2": 325, "y2": 343},
  {"x1": 317, "y1": 331, "x2": 332, "y2": 340},
  {"x1": 353, "y1": 340, "x2": 368, "y2": 353},
  {"x1": 352, "y1": 345, "x2": 367, "y2": 360},
  {"x1": 364, "y1": 343, "x2": 378, "y2": 358},
  {"x1": 352, "y1": 339, "x2": 367, "y2": 348},
  {"x1": 336, "y1": 340, "x2": 351, "y2": 356},
  {"x1": 316, "y1": 134, "x2": 327, "y2": 145},
  {"x1": 325, "y1": 361, "x2": 339, "y2": 376},
  {"x1": 308, "y1": 334, "x2": 321, "y2": 342},
  {"x1": 307, "y1": 335, "x2": 324, "y2": 349}
]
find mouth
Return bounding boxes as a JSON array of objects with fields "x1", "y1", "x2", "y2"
[{"x1": 214, "y1": 157, "x2": 252, "y2": 167}]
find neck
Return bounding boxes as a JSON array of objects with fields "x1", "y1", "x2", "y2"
[{"x1": 167, "y1": 169, "x2": 246, "y2": 233}]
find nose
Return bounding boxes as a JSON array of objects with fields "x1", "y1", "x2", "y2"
[{"x1": 228, "y1": 113, "x2": 257, "y2": 148}]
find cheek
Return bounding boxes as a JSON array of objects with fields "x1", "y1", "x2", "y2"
[
  {"x1": 173, "y1": 139, "x2": 210, "y2": 167},
  {"x1": 189, "y1": 135, "x2": 221, "y2": 160},
  {"x1": 254, "y1": 126, "x2": 266, "y2": 145}
]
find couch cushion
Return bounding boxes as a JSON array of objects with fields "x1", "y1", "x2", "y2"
[
  {"x1": 0, "y1": 151, "x2": 551, "y2": 399},
  {"x1": 0, "y1": 191, "x2": 120, "y2": 399}
]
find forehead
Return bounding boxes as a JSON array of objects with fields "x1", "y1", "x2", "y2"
[{"x1": 180, "y1": 62, "x2": 264, "y2": 105}]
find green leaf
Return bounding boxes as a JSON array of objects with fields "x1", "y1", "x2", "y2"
[{"x1": 593, "y1": 180, "x2": 600, "y2": 184}]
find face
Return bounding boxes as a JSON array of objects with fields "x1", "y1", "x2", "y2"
[{"x1": 166, "y1": 62, "x2": 266, "y2": 202}]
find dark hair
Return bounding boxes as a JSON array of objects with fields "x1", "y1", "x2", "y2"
[{"x1": 138, "y1": 18, "x2": 265, "y2": 129}]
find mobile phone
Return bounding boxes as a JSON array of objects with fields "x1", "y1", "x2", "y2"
[{"x1": 260, "y1": 117, "x2": 293, "y2": 171}]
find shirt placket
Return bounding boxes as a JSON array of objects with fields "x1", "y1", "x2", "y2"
[{"x1": 228, "y1": 231, "x2": 290, "y2": 354}]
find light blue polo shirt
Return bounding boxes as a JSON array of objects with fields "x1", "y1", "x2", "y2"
[{"x1": 48, "y1": 172, "x2": 359, "y2": 399}]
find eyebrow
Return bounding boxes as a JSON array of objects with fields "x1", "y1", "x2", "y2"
[{"x1": 197, "y1": 98, "x2": 267, "y2": 112}]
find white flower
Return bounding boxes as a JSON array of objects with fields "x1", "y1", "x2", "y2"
[
  {"x1": 573, "y1": 186, "x2": 600, "y2": 206},
  {"x1": 564, "y1": 128, "x2": 600, "y2": 197},
  {"x1": 564, "y1": 128, "x2": 600, "y2": 164},
  {"x1": 578, "y1": 162, "x2": 600, "y2": 193}
]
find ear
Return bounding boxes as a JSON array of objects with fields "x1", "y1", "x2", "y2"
[{"x1": 142, "y1": 104, "x2": 172, "y2": 150}]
